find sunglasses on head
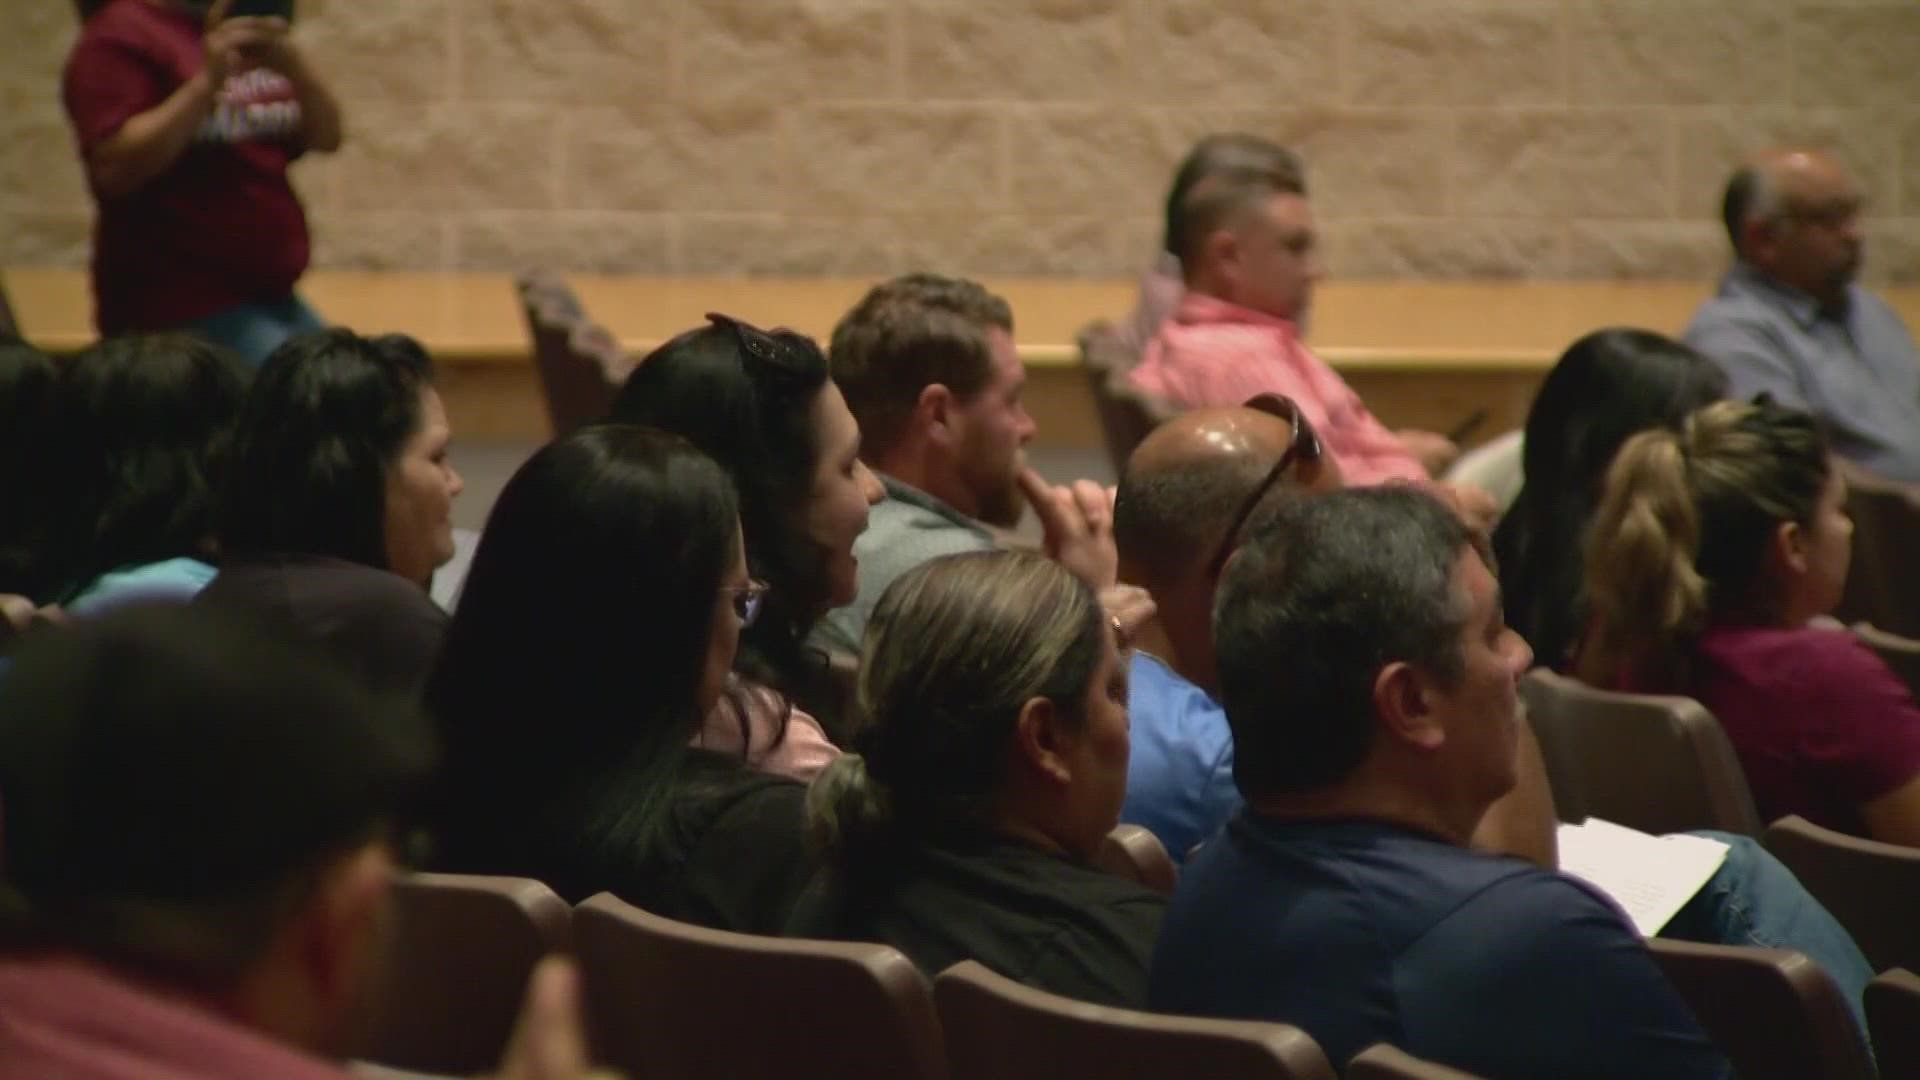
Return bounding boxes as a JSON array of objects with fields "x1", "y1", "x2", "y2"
[
  {"x1": 706, "y1": 312, "x2": 812, "y2": 378},
  {"x1": 1205, "y1": 394, "x2": 1324, "y2": 579}
]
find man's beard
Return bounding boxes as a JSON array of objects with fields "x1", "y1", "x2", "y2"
[{"x1": 975, "y1": 470, "x2": 1026, "y2": 529}]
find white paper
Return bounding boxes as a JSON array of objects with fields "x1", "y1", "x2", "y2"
[{"x1": 1555, "y1": 818, "x2": 1730, "y2": 937}]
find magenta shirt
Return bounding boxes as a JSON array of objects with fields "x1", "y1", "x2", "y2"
[{"x1": 1684, "y1": 623, "x2": 1920, "y2": 836}]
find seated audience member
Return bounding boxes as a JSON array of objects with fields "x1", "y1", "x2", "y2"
[
  {"x1": 1493, "y1": 328, "x2": 1728, "y2": 669},
  {"x1": 428, "y1": 426, "x2": 813, "y2": 931},
  {"x1": 1685, "y1": 149, "x2": 1920, "y2": 482},
  {"x1": 611, "y1": 314, "x2": 881, "y2": 740},
  {"x1": 1120, "y1": 134, "x2": 1306, "y2": 353},
  {"x1": 1122, "y1": 400, "x2": 1874, "y2": 1020},
  {"x1": 1113, "y1": 396, "x2": 1341, "y2": 860},
  {"x1": 1580, "y1": 399, "x2": 1920, "y2": 845},
  {"x1": 0, "y1": 337, "x2": 59, "y2": 603},
  {"x1": 48, "y1": 334, "x2": 248, "y2": 614},
  {"x1": 790, "y1": 550, "x2": 1162, "y2": 1007},
  {"x1": 1128, "y1": 155, "x2": 1466, "y2": 488},
  {"x1": 1150, "y1": 487, "x2": 1733, "y2": 1078},
  {"x1": 199, "y1": 329, "x2": 461, "y2": 694},
  {"x1": 818, "y1": 272, "x2": 1120, "y2": 653},
  {"x1": 0, "y1": 605, "x2": 610, "y2": 1079}
]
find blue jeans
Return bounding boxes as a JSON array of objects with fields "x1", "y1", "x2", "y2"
[
  {"x1": 182, "y1": 292, "x2": 327, "y2": 366},
  {"x1": 1660, "y1": 832, "x2": 1873, "y2": 1041}
]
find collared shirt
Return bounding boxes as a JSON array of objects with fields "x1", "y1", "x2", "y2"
[
  {"x1": 811, "y1": 475, "x2": 995, "y2": 655},
  {"x1": 1129, "y1": 293, "x2": 1428, "y2": 486},
  {"x1": 0, "y1": 954, "x2": 352, "y2": 1080},
  {"x1": 1120, "y1": 652, "x2": 1241, "y2": 863},
  {"x1": 1684, "y1": 264, "x2": 1920, "y2": 482}
]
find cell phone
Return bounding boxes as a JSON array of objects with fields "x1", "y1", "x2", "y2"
[
  {"x1": 1446, "y1": 407, "x2": 1490, "y2": 445},
  {"x1": 225, "y1": 0, "x2": 295, "y2": 21}
]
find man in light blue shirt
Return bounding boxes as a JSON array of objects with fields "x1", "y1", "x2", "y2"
[
  {"x1": 1112, "y1": 400, "x2": 1343, "y2": 860},
  {"x1": 1685, "y1": 149, "x2": 1920, "y2": 482}
]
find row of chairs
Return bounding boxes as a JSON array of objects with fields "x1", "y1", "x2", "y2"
[
  {"x1": 361, "y1": 871, "x2": 1466, "y2": 1080},
  {"x1": 1520, "y1": 665, "x2": 1920, "y2": 978},
  {"x1": 362, "y1": 864, "x2": 1906, "y2": 1080}
]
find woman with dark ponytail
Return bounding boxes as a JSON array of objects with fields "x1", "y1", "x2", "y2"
[{"x1": 787, "y1": 549, "x2": 1161, "y2": 1007}]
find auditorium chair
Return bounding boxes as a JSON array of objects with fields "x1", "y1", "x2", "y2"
[
  {"x1": 1865, "y1": 969, "x2": 1920, "y2": 1080},
  {"x1": 1076, "y1": 319, "x2": 1180, "y2": 474},
  {"x1": 1647, "y1": 938, "x2": 1872, "y2": 1080},
  {"x1": 1835, "y1": 467, "x2": 1920, "y2": 639},
  {"x1": 1761, "y1": 814, "x2": 1920, "y2": 975},
  {"x1": 1347, "y1": 1045, "x2": 1487, "y2": 1080},
  {"x1": 933, "y1": 959, "x2": 1336, "y2": 1080},
  {"x1": 572, "y1": 892, "x2": 946, "y2": 1080},
  {"x1": 357, "y1": 873, "x2": 572, "y2": 1076},
  {"x1": 1517, "y1": 669, "x2": 1761, "y2": 836},
  {"x1": 1093, "y1": 823, "x2": 1178, "y2": 896},
  {"x1": 513, "y1": 270, "x2": 623, "y2": 435}
]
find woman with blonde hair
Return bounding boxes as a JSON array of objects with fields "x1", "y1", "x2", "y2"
[
  {"x1": 1579, "y1": 398, "x2": 1920, "y2": 844},
  {"x1": 786, "y1": 549, "x2": 1161, "y2": 1006}
]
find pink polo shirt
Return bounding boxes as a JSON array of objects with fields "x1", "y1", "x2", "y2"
[{"x1": 1129, "y1": 293, "x2": 1427, "y2": 486}]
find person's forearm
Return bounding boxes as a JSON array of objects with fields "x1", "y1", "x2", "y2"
[
  {"x1": 86, "y1": 70, "x2": 219, "y2": 199},
  {"x1": 281, "y1": 49, "x2": 343, "y2": 152}
]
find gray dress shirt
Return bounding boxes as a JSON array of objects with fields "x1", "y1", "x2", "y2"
[
  {"x1": 1684, "y1": 264, "x2": 1920, "y2": 482},
  {"x1": 809, "y1": 474, "x2": 995, "y2": 656}
]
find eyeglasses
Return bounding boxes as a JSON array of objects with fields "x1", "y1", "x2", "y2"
[
  {"x1": 722, "y1": 579, "x2": 770, "y2": 628},
  {"x1": 1205, "y1": 394, "x2": 1323, "y2": 579}
]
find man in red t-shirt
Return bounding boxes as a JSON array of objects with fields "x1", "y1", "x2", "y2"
[{"x1": 63, "y1": 0, "x2": 344, "y2": 363}]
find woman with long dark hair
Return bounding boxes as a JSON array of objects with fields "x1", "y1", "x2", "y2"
[
  {"x1": 612, "y1": 314, "x2": 883, "y2": 754},
  {"x1": 428, "y1": 425, "x2": 812, "y2": 931}
]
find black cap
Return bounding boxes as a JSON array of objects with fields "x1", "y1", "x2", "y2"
[{"x1": 0, "y1": 605, "x2": 434, "y2": 910}]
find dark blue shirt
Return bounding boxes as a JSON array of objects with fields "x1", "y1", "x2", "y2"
[{"x1": 1150, "y1": 814, "x2": 1732, "y2": 1079}]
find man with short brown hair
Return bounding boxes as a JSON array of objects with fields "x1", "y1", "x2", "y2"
[{"x1": 817, "y1": 273, "x2": 1116, "y2": 653}]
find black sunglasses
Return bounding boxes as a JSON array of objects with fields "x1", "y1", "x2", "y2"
[
  {"x1": 1205, "y1": 394, "x2": 1324, "y2": 579},
  {"x1": 706, "y1": 312, "x2": 812, "y2": 378}
]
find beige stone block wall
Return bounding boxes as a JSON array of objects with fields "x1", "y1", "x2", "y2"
[{"x1": 7, "y1": 0, "x2": 1920, "y2": 282}]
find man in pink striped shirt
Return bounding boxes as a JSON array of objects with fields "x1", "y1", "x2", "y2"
[{"x1": 1129, "y1": 156, "x2": 1465, "y2": 490}]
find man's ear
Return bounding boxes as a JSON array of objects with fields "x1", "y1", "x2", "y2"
[
  {"x1": 1740, "y1": 216, "x2": 1779, "y2": 264},
  {"x1": 915, "y1": 383, "x2": 959, "y2": 449},
  {"x1": 296, "y1": 842, "x2": 394, "y2": 1014},
  {"x1": 1012, "y1": 695, "x2": 1072, "y2": 787},
  {"x1": 1202, "y1": 227, "x2": 1240, "y2": 278},
  {"x1": 1373, "y1": 660, "x2": 1446, "y2": 753}
]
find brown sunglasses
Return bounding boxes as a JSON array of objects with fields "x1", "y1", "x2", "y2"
[{"x1": 1205, "y1": 393, "x2": 1324, "y2": 578}]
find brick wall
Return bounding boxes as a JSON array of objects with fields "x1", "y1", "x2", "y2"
[{"x1": 6, "y1": 0, "x2": 1920, "y2": 281}]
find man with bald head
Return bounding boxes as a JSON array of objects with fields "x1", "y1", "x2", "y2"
[
  {"x1": 1686, "y1": 149, "x2": 1920, "y2": 481},
  {"x1": 1112, "y1": 397, "x2": 1344, "y2": 859}
]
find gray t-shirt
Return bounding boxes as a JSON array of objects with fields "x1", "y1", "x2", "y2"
[
  {"x1": 810, "y1": 475, "x2": 994, "y2": 655},
  {"x1": 1685, "y1": 264, "x2": 1920, "y2": 482}
]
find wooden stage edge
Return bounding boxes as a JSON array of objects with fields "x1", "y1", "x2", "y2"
[{"x1": 26, "y1": 267, "x2": 1887, "y2": 447}]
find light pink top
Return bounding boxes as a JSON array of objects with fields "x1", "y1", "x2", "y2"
[
  {"x1": 1129, "y1": 293, "x2": 1428, "y2": 486},
  {"x1": 0, "y1": 953, "x2": 352, "y2": 1080},
  {"x1": 693, "y1": 676, "x2": 840, "y2": 781}
]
